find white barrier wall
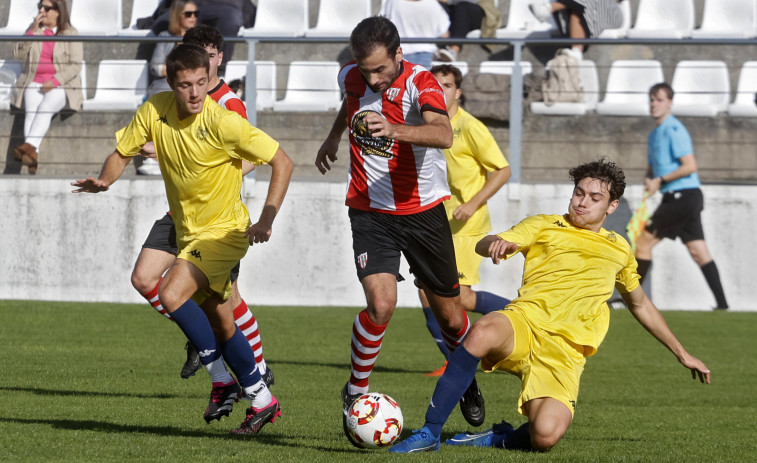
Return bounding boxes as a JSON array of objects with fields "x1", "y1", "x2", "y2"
[{"x1": 1, "y1": 178, "x2": 753, "y2": 310}]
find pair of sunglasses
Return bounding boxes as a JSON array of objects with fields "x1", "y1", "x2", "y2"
[
  {"x1": 38, "y1": 2, "x2": 58, "y2": 12},
  {"x1": 183, "y1": 10, "x2": 200, "y2": 18}
]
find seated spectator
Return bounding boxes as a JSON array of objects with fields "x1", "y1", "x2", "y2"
[
  {"x1": 148, "y1": 0, "x2": 253, "y2": 69},
  {"x1": 436, "y1": 0, "x2": 485, "y2": 62},
  {"x1": 148, "y1": 0, "x2": 198, "y2": 96},
  {"x1": 530, "y1": 0, "x2": 622, "y2": 61},
  {"x1": 380, "y1": 0, "x2": 450, "y2": 70},
  {"x1": 12, "y1": 0, "x2": 83, "y2": 175}
]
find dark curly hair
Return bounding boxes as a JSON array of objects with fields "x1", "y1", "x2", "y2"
[
  {"x1": 568, "y1": 158, "x2": 626, "y2": 202},
  {"x1": 183, "y1": 24, "x2": 224, "y2": 52}
]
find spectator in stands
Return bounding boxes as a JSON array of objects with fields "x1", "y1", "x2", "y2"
[
  {"x1": 148, "y1": 0, "x2": 253, "y2": 69},
  {"x1": 634, "y1": 83, "x2": 729, "y2": 311},
  {"x1": 149, "y1": 0, "x2": 199, "y2": 97},
  {"x1": 436, "y1": 0, "x2": 486, "y2": 62},
  {"x1": 380, "y1": 0, "x2": 450, "y2": 70},
  {"x1": 530, "y1": 0, "x2": 622, "y2": 61},
  {"x1": 12, "y1": 0, "x2": 82, "y2": 175}
]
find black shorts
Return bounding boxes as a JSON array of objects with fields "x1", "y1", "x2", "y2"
[
  {"x1": 645, "y1": 188, "x2": 705, "y2": 243},
  {"x1": 349, "y1": 203, "x2": 460, "y2": 297},
  {"x1": 142, "y1": 213, "x2": 241, "y2": 282}
]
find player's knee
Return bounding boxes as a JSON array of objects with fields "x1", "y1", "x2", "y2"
[
  {"x1": 529, "y1": 425, "x2": 563, "y2": 451},
  {"x1": 131, "y1": 269, "x2": 158, "y2": 295},
  {"x1": 530, "y1": 433, "x2": 560, "y2": 452}
]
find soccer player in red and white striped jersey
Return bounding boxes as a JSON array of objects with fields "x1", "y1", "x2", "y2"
[{"x1": 315, "y1": 16, "x2": 486, "y2": 446}]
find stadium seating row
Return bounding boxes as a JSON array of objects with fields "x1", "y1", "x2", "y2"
[
  {"x1": 533, "y1": 60, "x2": 757, "y2": 118},
  {"x1": 2, "y1": 0, "x2": 755, "y2": 39},
  {"x1": 2, "y1": 58, "x2": 756, "y2": 117},
  {"x1": 467, "y1": 0, "x2": 757, "y2": 40}
]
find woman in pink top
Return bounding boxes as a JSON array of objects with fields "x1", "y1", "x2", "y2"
[{"x1": 12, "y1": 0, "x2": 82, "y2": 174}]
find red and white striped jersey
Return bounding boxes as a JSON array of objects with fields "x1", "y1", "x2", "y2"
[
  {"x1": 339, "y1": 60, "x2": 451, "y2": 215},
  {"x1": 210, "y1": 80, "x2": 247, "y2": 119}
]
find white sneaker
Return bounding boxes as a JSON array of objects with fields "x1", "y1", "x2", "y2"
[
  {"x1": 137, "y1": 158, "x2": 161, "y2": 176},
  {"x1": 529, "y1": 2, "x2": 552, "y2": 22},
  {"x1": 565, "y1": 47, "x2": 583, "y2": 62},
  {"x1": 435, "y1": 47, "x2": 457, "y2": 63}
]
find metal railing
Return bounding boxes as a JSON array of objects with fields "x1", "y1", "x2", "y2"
[{"x1": 3, "y1": 34, "x2": 757, "y2": 188}]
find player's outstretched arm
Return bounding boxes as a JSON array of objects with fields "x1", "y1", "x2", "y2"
[
  {"x1": 315, "y1": 101, "x2": 347, "y2": 174},
  {"x1": 246, "y1": 146, "x2": 293, "y2": 245},
  {"x1": 623, "y1": 286, "x2": 711, "y2": 384},
  {"x1": 475, "y1": 235, "x2": 518, "y2": 265},
  {"x1": 71, "y1": 150, "x2": 131, "y2": 193}
]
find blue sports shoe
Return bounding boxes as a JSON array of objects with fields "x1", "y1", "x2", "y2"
[
  {"x1": 388, "y1": 427, "x2": 441, "y2": 453},
  {"x1": 445, "y1": 420, "x2": 513, "y2": 448}
]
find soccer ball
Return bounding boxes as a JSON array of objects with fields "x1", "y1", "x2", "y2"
[{"x1": 345, "y1": 392, "x2": 404, "y2": 448}]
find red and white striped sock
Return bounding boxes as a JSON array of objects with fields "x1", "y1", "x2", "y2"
[
  {"x1": 348, "y1": 310, "x2": 387, "y2": 396},
  {"x1": 141, "y1": 280, "x2": 172, "y2": 320},
  {"x1": 441, "y1": 310, "x2": 471, "y2": 353},
  {"x1": 233, "y1": 300, "x2": 267, "y2": 373}
]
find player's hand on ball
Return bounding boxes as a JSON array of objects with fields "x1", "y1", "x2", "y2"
[
  {"x1": 71, "y1": 177, "x2": 110, "y2": 193},
  {"x1": 363, "y1": 112, "x2": 395, "y2": 139}
]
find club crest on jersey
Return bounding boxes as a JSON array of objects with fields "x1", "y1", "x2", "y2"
[
  {"x1": 357, "y1": 252, "x2": 368, "y2": 269},
  {"x1": 351, "y1": 110, "x2": 393, "y2": 158},
  {"x1": 385, "y1": 87, "x2": 400, "y2": 101},
  {"x1": 196, "y1": 127, "x2": 208, "y2": 140}
]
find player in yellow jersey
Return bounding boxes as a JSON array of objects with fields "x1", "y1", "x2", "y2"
[
  {"x1": 391, "y1": 158, "x2": 710, "y2": 454},
  {"x1": 419, "y1": 65, "x2": 512, "y2": 377},
  {"x1": 71, "y1": 44, "x2": 293, "y2": 435}
]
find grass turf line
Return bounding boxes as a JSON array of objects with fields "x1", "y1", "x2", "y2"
[{"x1": 0, "y1": 301, "x2": 755, "y2": 462}]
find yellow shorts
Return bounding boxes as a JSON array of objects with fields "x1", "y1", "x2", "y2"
[
  {"x1": 453, "y1": 233, "x2": 485, "y2": 286},
  {"x1": 178, "y1": 228, "x2": 249, "y2": 303},
  {"x1": 482, "y1": 309, "x2": 586, "y2": 417}
]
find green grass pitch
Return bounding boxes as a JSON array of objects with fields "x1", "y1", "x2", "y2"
[{"x1": 0, "y1": 301, "x2": 755, "y2": 462}]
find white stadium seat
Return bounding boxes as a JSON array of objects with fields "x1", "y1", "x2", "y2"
[
  {"x1": 273, "y1": 61, "x2": 341, "y2": 112},
  {"x1": 479, "y1": 60, "x2": 533, "y2": 76},
  {"x1": 671, "y1": 60, "x2": 730, "y2": 117},
  {"x1": 691, "y1": 0, "x2": 757, "y2": 39},
  {"x1": 242, "y1": 0, "x2": 309, "y2": 37},
  {"x1": 595, "y1": 60, "x2": 664, "y2": 116},
  {"x1": 598, "y1": 0, "x2": 632, "y2": 38},
  {"x1": 530, "y1": 60, "x2": 599, "y2": 115},
  {"x1": 0, "y1": 0, "x2": 38, "y2": 35},
  {"x1": 0, "y1": 59, "x2": 22, "y2": 110},
  {"x1": 82, "y1": 60, "x2": 148, "y2": 111},
  {"x1": 70, "y1": 0, "x2": 122, "y2": 36},
  {"x1": 305, "y1": 0, "x2": 371, "y2": 37},
  {"x1": 469, "y1": 0, "x2": 557, "y2": 39},
  {"x1": 119, "y1": 0, "x2": 160, "y2": 36},
  {"x1": 728, "y1": 61, "x2": 757, "y2": 117},
  {"x1": 224, "y1": 60, "x2": 277, "y2": 111},
  {"x1": 627, "y1": 0, "x2": 694, "y2": 39}
]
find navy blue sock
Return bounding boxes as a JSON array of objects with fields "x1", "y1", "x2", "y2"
[
  {"x1": 169, "y1": 299, "x2": 220, "y2": 366},
  {"x1": 474, "y1": 291, "x2": 511, "y2": 314},
  {"x1": 423, "y1": 307, "x2": 450, "y2": 359},
  {"x1": 504, "y1": 422, "x2": 533, "y2": 451},
  {"x1": 220, "y1": 327, "x2": 262, "y2": 388},
  {"x1": 424, "y1": 345, "x2": 480, "y2": 437}
]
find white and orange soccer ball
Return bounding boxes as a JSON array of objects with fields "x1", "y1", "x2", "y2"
[{"x1": 345, "y1": 392, "x2": 404, "y2": 448}]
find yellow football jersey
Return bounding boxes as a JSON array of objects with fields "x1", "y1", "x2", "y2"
[
  {"x1": 116, "y1": 92, "x2": 279, "y2": 250},
  {"x1": 444, "y1": 108, "x2": 509, "y2": 236},
  {"x1": 497, "y1": 214, "x2": 640, "y2": 356}
]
